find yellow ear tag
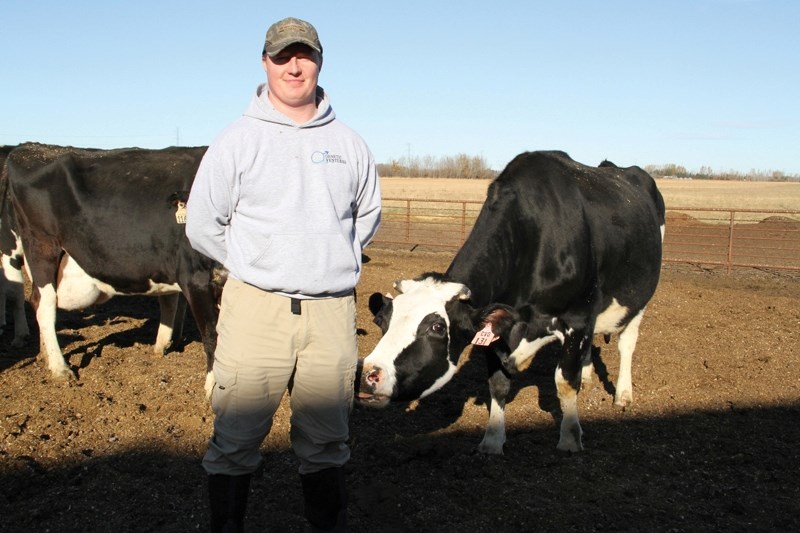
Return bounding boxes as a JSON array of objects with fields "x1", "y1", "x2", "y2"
[{"x1": 175, "y1": 202, "x2": 187, "y2": 224}]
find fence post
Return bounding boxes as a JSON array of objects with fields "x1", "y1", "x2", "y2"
[
  {"x1": 405, "y1": 199, "x2": 411, "y2": 244},
  {"x1": 726, "y1": 210, "x2": 735, "y2": 274},
  {"x1": 461, "y1": 202, "x2": 467, "y2": 244}
]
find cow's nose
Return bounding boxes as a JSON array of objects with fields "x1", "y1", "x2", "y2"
[
  {"x1": 357, "y1": 362, "x2": 384, "y2": 391},
  {"x1": 366, "y1": 368, "x2": 383, "y2": 385}
]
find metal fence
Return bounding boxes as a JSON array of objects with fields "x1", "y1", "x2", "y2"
[
  {"x1": 371, "y1": 198, "x2": 800, "y2": 273},
  {"x1": 663, "y1": 207, "x2": 800, "y2": 273}
]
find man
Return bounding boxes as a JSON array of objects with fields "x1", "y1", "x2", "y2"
[{"x1": 185, "y1": 16, "x2": 381, "y2": 532}]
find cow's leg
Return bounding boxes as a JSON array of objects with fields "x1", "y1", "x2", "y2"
[
  {"x1": 478, "y1": 352, "x2": 510, "y2": 455},
  {"x1": 555, "y1": 329, "x2": 591, "y2": 452},
  {"x1": 154, "y1": 293, "x2": 181, "y2": 355},
  {"x1": 21, "y1": 240, "x2": 74, "y2": 380},
  {"x1": 0, "y1": 270, "x2": 28, "y2": 346},
  {"x1": 35, "y1": 283, "x2": 73, "y2": 380},
  {"x1": 7, "y1": 280, "x2": 28, "y2": 348},
  {"x1": 501, "y1": 332, "x2": 561, "y2": 374},
  {"x1": 182, "y1": 282, "x2": 219, "y2": 399},
  {"x1": 614, "y1": 310, "x2": 644, "y2": 408},
  {"x1": 580, "y1": 349, "x2": 594, "y2": 389},
  {"x1": 173, "y1": 294, "x2": 187, "y2": 344},
  {"x1": 0, "y1": 275, "x2": 6, "y2": 334},
  {"x1": 2, "y1": 246, "x2": 30, "y2": 347}
]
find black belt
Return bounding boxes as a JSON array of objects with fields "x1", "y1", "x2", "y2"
[{"x1": 289, "y1": 292, "x2": 353, "y2": 315}]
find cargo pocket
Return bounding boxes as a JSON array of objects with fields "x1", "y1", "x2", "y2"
[{"x1": 211, "y1": 361, "x2": 238, "y2": 412}]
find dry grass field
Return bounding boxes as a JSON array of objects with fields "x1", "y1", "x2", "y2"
[
  {"x1": 381, "y1": 177, "x2": 800, "y2": 212},
  {"x1": 655, "y1": 179, "x2": 800, "y2": 211}
]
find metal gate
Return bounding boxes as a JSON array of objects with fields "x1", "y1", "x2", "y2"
[{"x1": 371, "y1": 198, "x2": 800, "y2": 273}]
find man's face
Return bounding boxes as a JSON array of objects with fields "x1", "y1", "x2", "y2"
[{"x1": 262, "y1": 43, "x2": 321, "y2": 116}]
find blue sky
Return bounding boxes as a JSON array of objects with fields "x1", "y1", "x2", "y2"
[{"x1": 1, "y1": 1, "x2": 798, "y2": 174}]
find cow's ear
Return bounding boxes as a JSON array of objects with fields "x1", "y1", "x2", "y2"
[
  {"x1": 456, "y1": 285, "x2": 471, "y2": 301},
  {"x1": 475, "y1": 304, "x2": 518, "y2": 337},
  {"x1": 368, "y1": 292, "x2": 392, "y2": 316},
  {"x1": 167, "y1": 190, "x2": 190, "y2": 206},
  {"x1": 368, "y1": 292, "x2": 384, "y2": 316}
]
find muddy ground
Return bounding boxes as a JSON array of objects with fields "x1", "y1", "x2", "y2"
[{"x1": 1, "y1": 247, "x2": 799, "y2": 532}]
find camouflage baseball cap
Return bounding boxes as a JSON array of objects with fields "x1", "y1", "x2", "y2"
[{"x1": 263, "y1": 17, "x2": 323, "y2": 57}]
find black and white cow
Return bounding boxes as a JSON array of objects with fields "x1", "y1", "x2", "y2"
[
  {"x1": 2, "y1": 144, "x2": 176, "y2": 350},
  {"x1": 0, "y1": 145, "x2": 29, "y2": 346},
  {"x1": 3, "y1": 143, "x2": 224, "y2": 394},
  {"x1": 357, "y1": 151, "x2": 665, "y2": 453}
]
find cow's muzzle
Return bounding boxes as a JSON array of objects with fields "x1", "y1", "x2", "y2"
[{"x1": 354, "y1": 360, "x2": 391, "y2": 408}]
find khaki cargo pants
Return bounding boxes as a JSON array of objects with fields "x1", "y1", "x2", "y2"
[{"x1": 202, "y1": 278, "x2": 358, "y2": 476}]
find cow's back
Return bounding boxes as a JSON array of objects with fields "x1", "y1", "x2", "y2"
[
  {"x1": 448, "y1": 151, "x2": 664, "y2": 313},
  {"x1": 7, "y1": 143, "x2": 205, "y2": 205},
  {"x1": 7, "y1": 143, "x2": 209, "y2": 286}
]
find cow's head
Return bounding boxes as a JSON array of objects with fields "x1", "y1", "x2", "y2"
[
  {"x1": 356, "y1": 274, "x2": 553, "y2": 407},
  {"x1": 356, "y1": 275, "x2": 471, "y2": 407},
  {"x1": 356, "y1": 274, "x2": 570, "y2": 408}
]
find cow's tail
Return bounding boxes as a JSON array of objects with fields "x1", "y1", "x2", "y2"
[
  {"x1": 0, "y1": 156, "x2": 10, "y2": 220},
  {"x1": 653, "y1": 181, "x2": 666, "y2": 243},
  {"x1": 0, "y1": 155, "x2": 20, "y2": 257}
]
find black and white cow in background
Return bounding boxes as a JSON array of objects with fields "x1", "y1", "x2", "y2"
[
  {"x1": 357, "y1": 150, "x2": 665, "y2": 453},
  {"x1": 3, "y1": 143, "x2": 224, "y2": 395},
  {"x1": 1, "y1": 144, "x2": 186, "y2": 349}
]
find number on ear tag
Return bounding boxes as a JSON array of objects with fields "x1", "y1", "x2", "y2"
[
  {"x1": 471, "y1": 324, "x2": 499, "y2": 346},
  {"x1": 175, "y1": 202, "x2": 187, "y2": 224}
]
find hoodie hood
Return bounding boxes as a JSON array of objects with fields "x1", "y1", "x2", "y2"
[{"x1": 243, "y1": 83, "x2": 336, "y2": 128}]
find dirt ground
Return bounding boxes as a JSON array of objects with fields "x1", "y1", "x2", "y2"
[{"x1": 1, "y1": 247, "x2": 799, "y2": 532}]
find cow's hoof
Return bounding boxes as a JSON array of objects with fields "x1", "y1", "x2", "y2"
[
  {"x1": 556, "y1": 440, "x2": 584, "y2": 453},
  {"x1": 477, "y1": 440, "x2": 505, "y2": 455},
  {"x1": 614, "y1": 394, "x2": 632, "y2": 409},
  {"x1": 153, "y1": 342, "x2": 171, "y2": 357},
  {"x1": 557, "y1": 425, "x2": 584, "y2": 453},
  {"x1": 50, "y1": 367, "x2": 77, "y2": 382}
]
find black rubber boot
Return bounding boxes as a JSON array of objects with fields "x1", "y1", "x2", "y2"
[
  {"x1": 300, "y1": 467, "x2": 348, "y2": 532},
  {"x1": 208, "y1": 473, "x2": 251, "y2": 533}
]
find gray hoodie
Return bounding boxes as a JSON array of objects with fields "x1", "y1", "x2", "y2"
[{"x1": 185, "y1": 83, "x2": 381, "y2": 298}]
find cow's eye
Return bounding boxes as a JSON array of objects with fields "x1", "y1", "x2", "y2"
[{"x1": 431, "y1": 322, "x2": 447, "y2": 336}]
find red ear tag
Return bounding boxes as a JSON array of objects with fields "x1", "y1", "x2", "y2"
[{"x1": 471, "y1": 324, "x2": 499, "y2": 346}]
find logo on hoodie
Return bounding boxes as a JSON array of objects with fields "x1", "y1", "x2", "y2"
[{"x1": 311, "y1": 150, "x2": 347, "y2": 165}]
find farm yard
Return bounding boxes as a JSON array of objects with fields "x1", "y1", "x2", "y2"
[{"x1": 1, "y1": 177, "x2": 800, "y2": 532}]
